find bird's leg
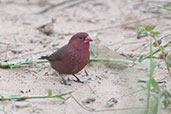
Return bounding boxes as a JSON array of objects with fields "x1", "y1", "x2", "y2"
[
  {"x1": 59, "y1": 74, "x2": 71, "y2": 86},
  {"x1": 72, "y1": 74, "x2": 83, "y2": 83},
  {"x1": 84, "y1": 69, "x2": 88, "y2": 76}
]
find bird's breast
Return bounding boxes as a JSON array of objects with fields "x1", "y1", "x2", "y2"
[
  {"x1": 64, "y1": 50, "x2": 89, "y2": 73},
  {"x1": 68, "y1": 50, "x2": 89, "y2": 65}
]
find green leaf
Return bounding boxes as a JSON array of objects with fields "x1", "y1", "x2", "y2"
[
  {"x1": 53, "y1": 91, "x2": 73, "y2": 100},
  {"x1": 149, "y1": 38, "x2": 157, "y2": 77},
  {"x1": 150, "y1": 31, "x2": 160, "y2": 37},
  {"x1": 138, "y1": 55, "x2": 144, "y2": 63},
  {"x1": 48, "y1": 89, "x2": 52, "y2": 97},
  {"x1": 150, "y1": 59, "x2": 157, "y2": 76},
  {"x1": 57, "y1": 96, "x2": 65, "y2": 100},
  {"x1": 153, "y1": 31, "x2": 160, "y2": 35},
  {"x1": 150, "y1": 78, "x2": 160, "y2": 93},
  {"x1": 53, "y1": 95, "x2": 65, "y2": 100},
  {"x1": 25, "y1": 59, "x2": 30, "y2": 62},
  {"x1": 149, "y1": 37, "x2": 160, "y2": 93},
  {"x1": 136, "y1": 27, "x2": 145, "y2": 35},
  {"x1": 145, "y1": 25, "x2": 156, "y2": 31}
]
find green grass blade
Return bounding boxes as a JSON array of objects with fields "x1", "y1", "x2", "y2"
[
  {"x1": 149, "y1": 38, "x2": 160, "y2": 92},
  {"x1": 149, "y1": 59, "x2": 156, "y2": 78},
  {"x1": 0, "y1": 91, "x2": 72, "y2": 101},
  {"x1": 153, "y1": 4, "x2": 171, "y2": 11},
  {"x1": 138, "y1": 55, "x2": 144, "y2": 63},
  {"x1": 90, "y1": 43, "x2": 97, "y2": 57},
  {"x1": 150, "y1": 78, "x2": 160, "y2": 93}
]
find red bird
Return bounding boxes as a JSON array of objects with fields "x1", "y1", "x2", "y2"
[{"x1": 40, "y1": 32, "x2": 93, "y2": 85}]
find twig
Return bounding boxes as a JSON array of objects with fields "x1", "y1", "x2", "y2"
[{"x1": 0, "y1": 91, "x2": 72, "y2": 101}]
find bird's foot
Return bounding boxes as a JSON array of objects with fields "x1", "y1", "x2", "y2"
[
  {"x1": 73, "y1": 79, "x2": 84, "y2": 83},
  {"x1": 60, "y1": 75, "x2": 71, "y2": 86},
  {"x1": 72, "y1": 74, "x2": 84, "y2": 83},
  {"x1": 60, "y1": 80, "x2": 71, "y2": 86}
]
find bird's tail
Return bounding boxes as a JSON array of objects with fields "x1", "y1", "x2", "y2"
[{"x1": 39, "y1": 56, "x2": 49, "y2": 60}]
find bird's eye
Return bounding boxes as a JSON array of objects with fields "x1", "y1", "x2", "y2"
[{"x1": 79, "y1": 37, "x2": 83, "y2": 40}]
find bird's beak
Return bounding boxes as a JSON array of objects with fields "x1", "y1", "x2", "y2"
[{"x1": 84, "y1": 36, "x2": 93, "y2": 43}]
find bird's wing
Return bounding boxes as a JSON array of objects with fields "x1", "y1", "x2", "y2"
[{"x1": 48, "y1": 45, "x2": 68, "y2": 61}]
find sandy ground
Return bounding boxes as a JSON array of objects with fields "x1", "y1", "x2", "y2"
[{"x1": 0, "y1": 0, "x2": 171, "y2": 114}]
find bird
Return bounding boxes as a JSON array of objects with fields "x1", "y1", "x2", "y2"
[
  {"x1": 37, "y1": 18, "x2": 56, "y2": 35},
  {"x1": 40, "y1": 32, "x2": 93, "y2": 85}
]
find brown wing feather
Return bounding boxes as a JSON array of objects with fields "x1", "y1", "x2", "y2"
[{"x1": 47, "y1": 45, "x2": 68, "y2": 61}]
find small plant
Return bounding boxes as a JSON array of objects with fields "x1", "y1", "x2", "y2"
[
  {"x1": 136, "y1": 25, "x2": 171, "y2": 77},
  {"x1": 136, "y1": 25, "x2": 171, "y2": 114}
]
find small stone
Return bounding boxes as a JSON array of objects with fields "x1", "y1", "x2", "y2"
[{"x1": 82, "y1": 97, "x2": 96, "y2": 104}]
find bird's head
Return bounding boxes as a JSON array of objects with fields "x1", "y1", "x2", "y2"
[{"x1": 68, "y1": 32, "x2": 93, "y2": 50}]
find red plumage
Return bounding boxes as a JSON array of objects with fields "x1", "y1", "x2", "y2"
[{"x1": 40, "y1": 32, "x2": 93, "y2": 85}]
